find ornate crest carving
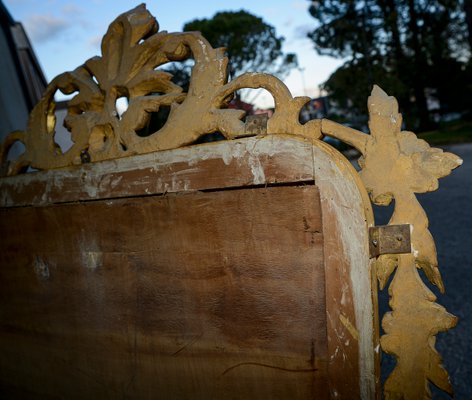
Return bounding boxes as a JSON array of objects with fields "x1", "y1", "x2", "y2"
[
  {"x1": 0, "y1": 4, "x2": 320, "y2": 175},
  {"x1": 0, "y1": 5, "x2": 462, "y2": 399}
]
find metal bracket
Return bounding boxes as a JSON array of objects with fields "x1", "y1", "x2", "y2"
[
  {"x1": 241, "y1": 114, "x2": 268, "y2": 137},
  {"x1": 369, "y1": 224, "x2": 411, "y2": 257}
]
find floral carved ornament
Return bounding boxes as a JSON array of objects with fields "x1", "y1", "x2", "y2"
[{"x1": 0, "y1": 5, "x2": 462, "y2": 399}]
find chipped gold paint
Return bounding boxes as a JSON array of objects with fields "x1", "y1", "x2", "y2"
[
  {"x1": 323, "y1": 86, "x2": 461, "y2": 399},
  {"x1": 340, "y1": 313, "x2": 360, "y2": 341},
  {"x1": 0, "y1": 4, "x2": 321, "y2": 175},
  {"x1": 0, "y1": 5, "x2": 462, "y2": 400}
]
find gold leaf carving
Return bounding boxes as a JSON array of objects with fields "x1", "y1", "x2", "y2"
[
  {"x1": 322, "y1": 85, "x2": 461, "y2": 399},
  {"x1": 373, "y1": 255, "x2": 397, "y2": 290},
  {"x1": 381, "y1": 254, "x2": 457, "y2": 400},
  {"x1": 0, "y1": 5, "x2": 321, "y2": 176},
  {"x1": 0, "y1": 6, "x2": 462, "y2": 399}
]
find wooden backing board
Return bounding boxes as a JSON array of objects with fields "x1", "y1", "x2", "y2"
[
  {"x1": 0, "y1": 135, "x2": 377, "y2": 399},
  {"x1": 0, "y1": 136, "x2": 314, "y2": 208},
  {"x1": 0, "y1": 185, "x2": 327, "y2": 399}
]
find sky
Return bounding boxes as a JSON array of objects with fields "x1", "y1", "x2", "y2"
[{"x1": 4, "y1": 0, "x2": 343, "y2": 108}]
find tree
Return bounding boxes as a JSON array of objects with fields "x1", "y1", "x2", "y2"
[
  {"x1": 307, "y1": 0, "x2": 381, "y2": 63},
  {"x1": 322, "y1": 59, "x2": 408, "y2": 119},
  {"x1": 464, "y1": 0, "x2": 472, "y2": 51},
  {"x1": 162, "y1": 10, "x2": 297, "y2": 105},
  {"x1": 308, "y1": 0, "x2": 470, "y2": 130},
  {"x1": 184, "y1": 10, "x2": 297, "y2": 80}
]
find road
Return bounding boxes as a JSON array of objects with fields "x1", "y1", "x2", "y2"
[{"x1": 374, "y1": 143, "x2": 472, "y2": 399}]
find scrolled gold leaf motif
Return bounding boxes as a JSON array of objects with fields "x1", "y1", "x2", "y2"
[
  {"x1": 0, "y1": 4, "x2": 322, "y2": 175},
  {"x1": 322, "y1": 85, "x2": 461, "y2": 399},
  {"x1": 0, "y1": 5, "x2": 463, "y2": 400}
]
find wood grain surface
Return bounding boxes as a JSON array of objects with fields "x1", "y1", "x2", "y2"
[
  {"x1": 0, "y1": 185, "x2": 328, "y2": 399},
  {"x1": 0, "y1": 136, "x2": 377, "y2": 399},
  {"x1": 0, "y1": 137, "x2": 314, "y2": 208}
]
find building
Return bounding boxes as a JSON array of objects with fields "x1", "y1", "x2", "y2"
[{"x1": 0, "y1": 0, "x2": 47, "y2": 158}]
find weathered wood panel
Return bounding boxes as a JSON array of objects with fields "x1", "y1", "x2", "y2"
[
  {"x1": 0, "y1": 137, "x2": 314, "y2": 208},
  {"x1": 313, "y1": 141, "x2": 378, "y2": 399},
  {"x1": 0, "y1": 136, "x2": 377, "y2": 399},
  {"x1": 0, "y1": 185, "x2": 329, "y2": 399}
]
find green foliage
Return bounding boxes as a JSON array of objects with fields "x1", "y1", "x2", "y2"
[
  {"x1": 307, "y1": 0, "x2": 382, "y2": 60},
  {"x1": 184, "y1": 10, "x2": 297, "y2": 79},
  {"x1": 418, "y1": 120, "x2": 472, "y2": 145},
  {"x1": 323, "y1": 59, "x2": 408, "y2": 113},
  {"x1": 308, "y1": 0, "x2": 471, "y2": 131}
]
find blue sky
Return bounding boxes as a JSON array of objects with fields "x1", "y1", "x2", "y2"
[{"x1": 4, "y1": 0, "x2": 343, "y2": 107}]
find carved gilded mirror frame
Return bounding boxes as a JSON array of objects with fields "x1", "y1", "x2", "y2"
[{"x1": 0, "y1": 5, "x2": 462, "y2": 399}]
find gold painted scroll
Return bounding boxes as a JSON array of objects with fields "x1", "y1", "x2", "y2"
[
  {"x1": 323, "y1": 87, "x2": 461, "y2": 399},
  {"x1": 0, "y1": 4, "x2": 462, "y2": 399}
]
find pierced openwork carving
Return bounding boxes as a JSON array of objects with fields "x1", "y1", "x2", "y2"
[
  {"x1": 323, "y1": 86, "x2": 462, "y2": 399},
  {"x1": 0, "y1": 4, "x2": 320, "y2": 175},
  {"x1": 0, "y1": 4, "x2": 462, "y2": 399}
]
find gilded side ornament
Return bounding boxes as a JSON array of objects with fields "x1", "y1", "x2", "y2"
[
  {"x1": 323, "y1": 86, "x2": 462, "y2": 399},
  {"x1": 0, "y1": 5, "x2": 463, "y2": 400}
]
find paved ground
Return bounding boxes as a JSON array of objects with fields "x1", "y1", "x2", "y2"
[{"x1": 374, "y1": 143, "x2": 472, "y2": 399}]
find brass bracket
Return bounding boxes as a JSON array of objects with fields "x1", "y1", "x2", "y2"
[{"x1": 369, "y1": 224, "x2": 411, "y2": 257}]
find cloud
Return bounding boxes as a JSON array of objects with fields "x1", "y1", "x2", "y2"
[
  {"x1": 61, "y1": 3, "x2": 93, "y2": 30},
  {"x1": 294, "y1": 24, "x2": 313, "y2": 39},
  {"x1": 284, "y1": 17, "x2": 294, "y2": 28},
  {"x1": 25, "y1": 14, "x2": 69, "y2": 43},
  {"x1": 61, "y1": 4, "x2": 84, "y2": 16},
  {"x1": 291, "y1": 0, "x2": 309, "y2": 11}
]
